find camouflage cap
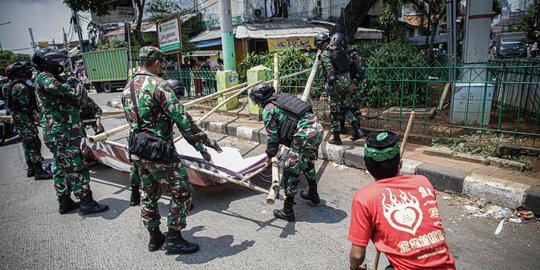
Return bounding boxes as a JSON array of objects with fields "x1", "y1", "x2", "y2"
[{"x1": 139, "y1": 46, "x2": 166, "y2": 62}]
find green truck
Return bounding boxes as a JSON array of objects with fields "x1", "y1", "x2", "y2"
[{"x1": 82, "y1": 48, "x2": 133, "y2": 93}]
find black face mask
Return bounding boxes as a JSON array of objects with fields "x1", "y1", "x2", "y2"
[{"x1": 50, "y1": 63, "x2": 64, "y2": 75}]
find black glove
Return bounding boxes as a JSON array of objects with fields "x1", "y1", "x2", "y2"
[{"x1": 203, "y1": 137, "x2": 223, "y2": 153}]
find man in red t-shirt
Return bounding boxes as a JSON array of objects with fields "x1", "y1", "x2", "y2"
[{"x1": 348, "y1": 131, "x2": 456, "y2": 270}]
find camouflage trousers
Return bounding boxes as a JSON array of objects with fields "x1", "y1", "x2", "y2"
[
  {"x1": 133, "y1": 155, "x2": 193, "y2": 231},
  {"x1": 283, "y1": 123, "x2": 323, "y2": 197},
  {"x1": 45, "y1": 137, "x2": 91, "y2": 199},
  {"x1": 12, "y1": 112, "x2": 43, "y2": 166},
  {"x1": 328, "y1": 85, "x2": 359, "y2": 133},
  {"x1": 349, "y1": 87, "x2": 362, "y2": 119},
  {"x1": 130, "y1": 166, "x2": 140, "y2": 186}
]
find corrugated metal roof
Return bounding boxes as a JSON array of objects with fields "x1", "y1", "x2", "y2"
[
  {"x1": 190, "y1": 27, "x2": 237, "y2": 43},
  {"x1": 236, "y1": 20, "x2": 329, "y2": 39}
]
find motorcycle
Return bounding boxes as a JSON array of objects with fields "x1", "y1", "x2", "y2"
[{"x1": 0, "y1": 99, "x2": 16, "y2": 146}]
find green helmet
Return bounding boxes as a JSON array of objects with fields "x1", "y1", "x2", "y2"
[{"x1": 138, "y1": 46, "x2": 166, "y2": 62}]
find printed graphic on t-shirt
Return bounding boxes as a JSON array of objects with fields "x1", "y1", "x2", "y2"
[{"x1": 381, "y1": 188, "x2": 423, "y2": 235}]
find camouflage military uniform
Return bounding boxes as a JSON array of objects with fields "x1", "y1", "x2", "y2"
[
  {"x1": 348, "y1": 49, "x2": 366, "y2": 120},
  {"x1": 80, "y1": 94, "x2": 104, "y2": 135},
  {"x1": 4, "y1": 79, "x2": 43, "y2": 167},
  {"x1": 320, "y1": 46, "x2": 359, "y2": 133},
  {"x1": 263, "y1": 103, "x2": 323, "y2": 197},
  {"x1": 122, "y1": 70, "x2": 209, "y2": 231},
  {"x1": 35, "y1": 71, "x2": 91, "y2": 198}
]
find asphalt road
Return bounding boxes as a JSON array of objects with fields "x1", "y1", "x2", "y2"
[{"x1": 0, "y1": 91, "x2": 538, "y2": 269}]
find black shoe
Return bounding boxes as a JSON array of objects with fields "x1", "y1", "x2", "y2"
[
  {"x1": 34, "y1": 163, "x2": 53, "y2": 180},
  {"x1": 340, "y1": 120, "x2": 348, "y2": 134},
  {"x1": 273, "y1": 198, "x2": 295, "y2": 222},
  {"x1": 163, "y1": 230, "x2": 200, "y2": 254},
  {"x1": 130, "y1": 188, "x2": 140, "y2": 207},
  {"x1": 328, "y1": 131, "x2": 342, "y2": 145},
  {"x1": 300, "y1": 185, "x2": 320, "y2": 205},
  {"x1": 27, "y1": 164, "x2": 36, "y2": 177},
  {"x1": 79, "y1": 193, "x2": 109, "y2": 215},
  {"x1": 350, "y1": 122, "x2": 364, "y2": 141},
  {"x1": 58, "y1": 195, "x2": 80, "y2": 214},
  {"x1": 148, "y1": 228, "x2": 166, "y2": 252}
]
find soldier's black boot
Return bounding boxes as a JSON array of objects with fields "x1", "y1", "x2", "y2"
[
  {"x1": 328, "y1": 131, "x2": 342, "y2": 145},
  {"x1": 34, "y1": 163, "x2": 53, "y2": 180},
  {"x1": 350, "y1": 122, "x2": 364, "y2": 141},
  {"x1": 79, "y1": 192, "x2": 109, "y2": 215},
  {"x1": 130, "y1": 185, "x2": 141, "y2": 206},
  {"x1": 148, "y1": 227, "x2": 166, "y2": 252},
  {"x1": 340, "y1": 120, "x2": 348, "y2": 134},
  {"x1": 27, "y1": 163, "x2": 36, "y2": 177},
  {"x1": 58, "y1": 195, "x2": 80, "y2": 214},
  {"x1": 273, "y1": 196, "x2": 295, "y2": 222},
  {"x1": 163, "y1": 229, "x2": 200, "y2": 254},
  {"x1": 300, "y1": 185, "x2": 320, "y2": 205}
]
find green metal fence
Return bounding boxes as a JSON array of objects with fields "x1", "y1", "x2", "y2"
[{"x1": 161, "y1": 59, "x2": 540, "y2": 147}]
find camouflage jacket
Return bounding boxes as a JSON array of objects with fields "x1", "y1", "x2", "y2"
[
  {"x1": 262, "y1": 102, "x2": 319, "y2": 158},
  {"x1": 122, "y1": 71, "x2": 207, "y2": 152},
  {"x1": 5, "y1": 79, "x2": 38, "y2": 115},
  {"x1": 35, "y1": 71, "x2": 83, "y2": 143},
  {"x1": 80, "y1": 95, "x2": 102, "y2": 120},
  {"x1": 320, "y1": 46, "x2": 353, "y2": 89},
  {"x1": 348, "y1": 49, "x2": 366, "y2": 84}
]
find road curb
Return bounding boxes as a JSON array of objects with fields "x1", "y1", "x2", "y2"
[{"x1": 199, "y1": 119, "x2": 536, "y2": 211}]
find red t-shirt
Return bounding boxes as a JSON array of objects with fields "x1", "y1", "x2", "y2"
[{"x1": 348, "y1": 175, "x2": 456, "y2": 270}]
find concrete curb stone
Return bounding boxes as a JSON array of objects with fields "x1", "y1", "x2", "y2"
[{"x1": 199, "y1": 120, "x2": 535, "y2": 210}]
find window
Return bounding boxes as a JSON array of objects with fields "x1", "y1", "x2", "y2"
[{"x1": 266, "y1": 0, "x2": 289, "y2": 18}]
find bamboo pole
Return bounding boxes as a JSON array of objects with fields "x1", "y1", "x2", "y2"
[
  {"x1": 373, "y1": 252, "x2": 381, "y2": 270},
  {"x1": 88, "y1": 124, "x2": 130, "y2": 143},
  {"x1": 0, "y1": 115, "x2": 11, "y2": 121},
  {"x1": 241, "y1": 166, "x2": 267, "y2": 183},
  {"x1": 273, "y1": 53, "x2": 279, "y2": 93},
  {"x1": 82, "y1": 114, "x2": 124, "y2": 123},
  {"x1": 184, "y1": 82, "x2": 247, "y2": 107},
  {"x1": 266, "y1": 157, "x2": 280, "y2": 205},
  {"x1": 101, "y1": 110, "x2": 125, "y2": 116},
  {"x1": 196, "y1": 81, "x2": 262, "y2": 125},
  {"x1": 301, "y1": 50, "x2": 321, "y2": 101}
]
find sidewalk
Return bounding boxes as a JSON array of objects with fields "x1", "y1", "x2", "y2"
[{"x1": 191, "y1": 112, "x2": 540, "y2": 212}]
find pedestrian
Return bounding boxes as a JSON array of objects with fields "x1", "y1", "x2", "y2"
[
  {"x1": 249, "y1": 83, "x2": 324, "y2": 222},
  {"x1": 32, "y1": 48, "x2": 109, "y2": 215},
  {"x1": 122, "y1": 46, "x2": 223, "y2": 253},
  {"x1": 3, "y1": 61, "x2": 53, "y2": 180},
  {"x1": 348, "y1": 131, "x2": 456, "y2": 270},
  {"x1": 191, "y1": 59, "x2": 202, "y2": 96},
  {"x1": 319, "y1": 32, "x2": 363, "y2": 145},
  {"x1": 217, "y1": 58, "x2": 224, "y2": 71}
]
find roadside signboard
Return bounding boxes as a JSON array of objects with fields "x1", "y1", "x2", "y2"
[{"x1": 157, "y1": 17, "x2": 182, "y2": 53}]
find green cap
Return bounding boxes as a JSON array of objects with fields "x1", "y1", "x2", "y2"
[
  {"x1": 364, "y1": 131, "x2": 400, "y2": 162},
  {"x1": 139, "y1": 46, "x2": 165, "y2": 62}
]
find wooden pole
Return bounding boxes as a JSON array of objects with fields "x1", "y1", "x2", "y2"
[
  {"x1": 400, "y1": 111, "x2": 416, "y2": 158},
  {"x1": 373, "y1": 111, "x2": 416, "y2": 270},
  {"x1": 266, "y1": 157, "x2": 280, "y2": 205},
  {"x1": 0, "y1": 115, "x2": 11, "y2": 121},
  {"x1": 101, "y1": 110, "x2": 126, "y2": 116},
  {"x1": 301, "y1": 50, "x2": 321, "y2": 101},
  {"x1": 88, "y1": 124, "x2": 130, "y2": 143},
  {"x1": 184, "y1": 82, "x2": 247, "y2": 107}
]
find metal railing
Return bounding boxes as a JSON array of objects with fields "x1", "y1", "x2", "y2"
[{"x1": 161, "y1": 59, "x2": 540, "y2": 147}]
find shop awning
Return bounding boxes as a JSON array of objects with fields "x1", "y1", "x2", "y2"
[
  {"x1": 184, "y1": 50, "x2": 221, "y2": 57},
  {"x1": 195, "y1": 39, "x2": 222, "y2": 48},
  {"x1": 235, "y1": 20, "x2": 329, "y2": 39},
  {"x1": 190, "y1": 27, "x2": 237, "y2": 43}
]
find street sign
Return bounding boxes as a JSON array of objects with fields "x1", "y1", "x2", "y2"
[
  {"x1": 37, "y1": 41, "x2": 49, "y2": 48},
  {"x1": 91, "y1": 6, "x2": 136, "y2": 24},
  {"x1": 157, "y1": 17, "x2": 182, "y2": 53}
]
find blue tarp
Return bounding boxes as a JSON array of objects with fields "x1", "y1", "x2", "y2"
[{"x1": 408, "y1": 35, "x2": 448, "y2": 45}]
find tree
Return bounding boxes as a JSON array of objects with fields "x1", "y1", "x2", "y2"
[
  {"x1": 146, "y1": 0, "x2": 182, "y2": 21},
  {"x1": 518, "y1": 0, "x2": 539, "y2": 42},
  {"x1": 377, "y1": 0, "x2": 406, "y2": 41},
  {"x1": 63, "y1": 0, "x2": 147, "y2": 46},
  {"x1": 0, "y1": 51, "x2": 31, "y2": 75},
  {"x1": 331, "y1": 0, "x2": 379, "y2": 44}
]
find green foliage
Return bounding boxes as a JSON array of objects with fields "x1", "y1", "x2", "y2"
[
  {"x1": 433, "y1": 132, "x2": 533, "y2": 169},
  {"x1": 518, "y1": 0, "x2": 540, "y2": 42},
  {"x1": 95, "y1": 39, "x2": 128, "y2": 51},
  {"x1": 146, "y1": 0, "x2": 182, "y2": 21},
  {"x1": 0, "y1": 51, "x2": 31, "y2": 75},
  {"x1": 237, "y1": 48, "x2": 314, "y2": 81},
  {"x1": 63, "y1": 0, "x2": 111, "y2": 16}
]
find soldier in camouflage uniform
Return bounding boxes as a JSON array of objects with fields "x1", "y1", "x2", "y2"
[
  {"x1": 348, "y1": 48, "x2": 366, "y2": 128},
  {"x1": 3, "y1": 62, "x2": 53, "y2": 180},
  {"x1": 128, "y1": 78, "x2": 186, "y2": 208},
  {"x1": 249, "y1": 83, "x2": 324, "y2": 222},
  {"x1": 80, "y1": 95, "x2": 105, "y2": 135},
  {"x1": 122, "y1": 47, "x2": 222, "y2": 253},
  {"x1": 32, "y1": 48, "x2": 109, "y2": 215},
  {"x1": 318, "y1": 32, "x2": 364, "y2": 145}
]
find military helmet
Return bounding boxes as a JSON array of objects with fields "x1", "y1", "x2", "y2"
[
  {"x1": 139, "y1": 46, "x2": 166, "y2": 62},
  {"x1": 4, "y1": 64, "x2": 14, "y2": 79},
  {"x1": 167, "y1": 79, "x2": 185, "y2": 98},
  {"x1": 10, "y1": 61, "x2": 34, "y2": 79},
  {"x1": 330, "y1": 33, "x2": 347, "y2": 48},
  {"x1": 314, "y1": 32, "x2": 330, "y2": 50},
  {"x1": 249, "y1": 83, "x2": 275, "y2": 106},
  {"x1": 32, "y1": 48, "x2": 68, "y2": 74}
]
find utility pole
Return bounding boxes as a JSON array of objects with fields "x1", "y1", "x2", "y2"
[
  {"x1": 63, "y1": 27, "x2": 73, "y2": 71},
  {"x1": 446, "y1": 0, "x2": 457, "y2": 81},
  {"x1": 72, "y1": 11, "x2": 85, "y2": 53},
  {"x1": 219, "y1": 0, "x2": 237, "y2": 71},
  {"x1": 28, "y1": 28, "x2": 36, "y2": 51}
]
